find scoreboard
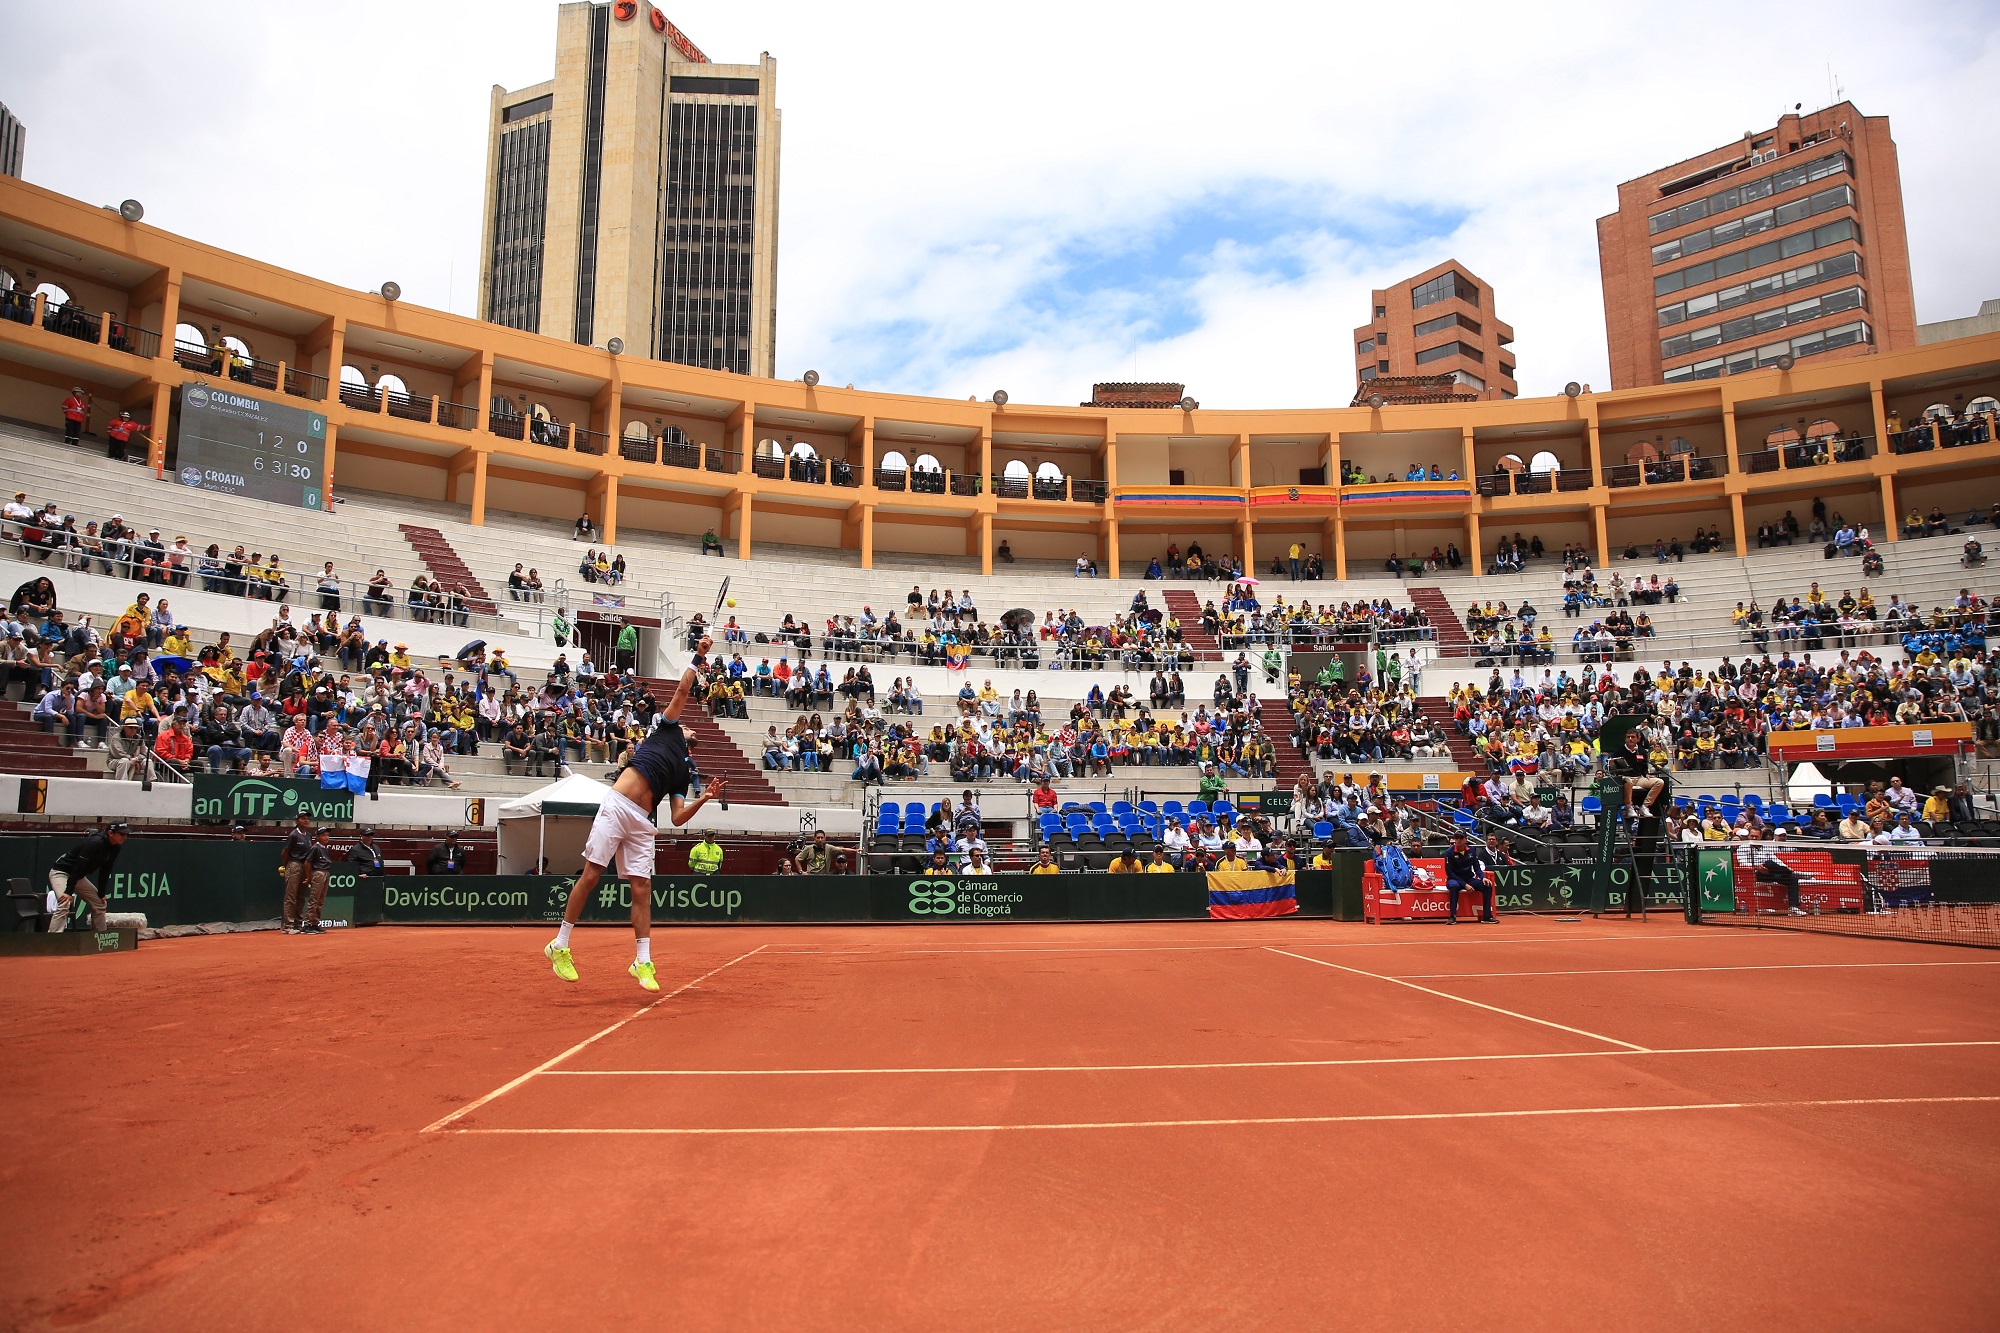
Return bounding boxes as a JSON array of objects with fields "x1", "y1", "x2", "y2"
[{"x1": 175, "y1": 384, "x2": 327, "y2": 510}]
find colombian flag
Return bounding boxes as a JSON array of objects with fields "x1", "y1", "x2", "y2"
[{"x1": 1207, "y1": 870, "x2": 1298, "y2": 919}]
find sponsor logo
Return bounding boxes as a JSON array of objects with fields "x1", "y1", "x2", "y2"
[
  {"x1": 184, "y1": 386, "x2": 209, "y2": 408},
  {"x1": 94, "y1": 931, "x2": 123, "y2": 951},
  {"x1": 179, "y1": 465, "x2": 204, "y2": 487}
]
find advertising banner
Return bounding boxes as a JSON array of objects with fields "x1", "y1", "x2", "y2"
[{"x1": 192, "y1": 775, "x2": 354, "y2": 824}]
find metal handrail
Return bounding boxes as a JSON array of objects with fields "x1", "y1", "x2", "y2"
[
  {"x1": 437, "y1": 399, "x2": 477, "y2": 430},
  {"x1": 572, "y1": 425, "x2": 609, "y2": 456}
]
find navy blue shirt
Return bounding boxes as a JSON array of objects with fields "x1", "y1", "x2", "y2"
[
  {"x1": 628, "y1": 719, "x2": 691, "y2": 814},
  {"x1": 1444, "y1": 848, "x2": 1488, "y2": 885}
]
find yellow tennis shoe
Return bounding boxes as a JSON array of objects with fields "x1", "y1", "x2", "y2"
[
  {"x1": 545, "y1": 941, "x2": 578, "y2": 982},
  {"x1": 629, "y1": 960, "x2": 659, "y2": 991}
]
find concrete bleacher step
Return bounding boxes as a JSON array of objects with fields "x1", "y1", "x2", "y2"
[{"x1": 397, "y1": 525, "x2": 499, "y2": 616}]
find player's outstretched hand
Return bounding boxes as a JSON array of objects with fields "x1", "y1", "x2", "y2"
[{"x1": 707, "y1": 777, "x2": 728, "y2": 799}]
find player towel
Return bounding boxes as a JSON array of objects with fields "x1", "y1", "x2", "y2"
[{"x1": 1207, "y1": 870, "x2": 1297, "y2": 919}]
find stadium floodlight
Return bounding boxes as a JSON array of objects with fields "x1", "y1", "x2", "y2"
[
  {"x1": 992, "y1": 389, "x2": 1009, "y2": 406},
  {"x1": 1775, "y1": 353, "x2": 1796, "y2": 371},
  {"x1": 380, "y1": 281, "x2": 401, "y2": 302},
  {"x1": 1564, "y1": 381, "x2": 1582, "y2": 399},
  {"x1": 1367, "y1": 394, "x2": 1386, "y2": 410},
  {"x1": 606, "y1": 337, "x2": 624, "y2": 355},
  {"x1": 118, "y1": 199, "x2": 144, "y2": 223},
  {"x1": 1180, "y1": 396, "x2": 1198, "y2": 411},
  {"x1": 803, "y1": 369, "x2": 820, "y2": 386}
]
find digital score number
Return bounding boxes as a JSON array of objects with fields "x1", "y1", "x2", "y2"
[{"x1": 174, "y1": 384, "x2": 328, "y2": 511}]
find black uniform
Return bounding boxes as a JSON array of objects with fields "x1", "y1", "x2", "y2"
[
  {"x1": 347, "y1": 839, "x2": 384, "y2": 875},
  {"x1": 51, "y1": 829, "x2": 122, "y2": 932}
]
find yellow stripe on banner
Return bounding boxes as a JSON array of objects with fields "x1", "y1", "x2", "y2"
[{"x1": 1206, "y1": 871, "x2": 1297, "y2": 893}]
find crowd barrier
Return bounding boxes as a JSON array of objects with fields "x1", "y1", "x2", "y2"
[{"x1": 0, "y1": 835, "x2": 1364, "y2": 928}]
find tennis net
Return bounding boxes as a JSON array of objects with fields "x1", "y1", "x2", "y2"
[{"x1": 1696, "y1": 843, "x2": 2000, "y2": 949}]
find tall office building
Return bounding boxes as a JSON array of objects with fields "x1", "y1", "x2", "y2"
[
  {"x1": 0, "y1": 102, "x2": 24, "y2": 179},
  {"x1": 1596, "y1": 101, "x2": 1914, "y2": 389},
  {"x1": 1353, "y1": 261, "x2": 1516, "y2": 400},
  {"x1": 477, "y1": 1, "x2": 780, "y2": 377}
]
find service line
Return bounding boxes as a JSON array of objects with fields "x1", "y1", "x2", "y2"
[
  {"x1": 440, "y1": 1094, "x2": 2000, "y2": 1136},
  {"x1": 546, "y1": 1039, "x2": 2000, "y2": 1078},
  {"x1": 421, "y1": 942, "x2": 769, "y2": 1134}
]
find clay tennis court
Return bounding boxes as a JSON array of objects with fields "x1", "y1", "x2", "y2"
[{"x1": 5, "y1": 918, "x2": 1998, "y2": 1330}]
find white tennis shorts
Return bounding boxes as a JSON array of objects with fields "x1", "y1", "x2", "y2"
[{"x1": 582, "y1": 787, "x2": 658, "y2": 879}]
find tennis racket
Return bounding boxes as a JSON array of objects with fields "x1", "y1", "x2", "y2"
[{"x1": 713, "y1": 575, "x2": 731, "y2": 616}]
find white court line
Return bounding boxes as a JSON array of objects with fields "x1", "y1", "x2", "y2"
[
  {"x1": 420, "y1": 942, "x2": 769, "y2": 1134},
  {"x1": 543, "y1": 1039, "x2": 2000, "y2": 1077},
  {"x1": 1404, "y1": 960, "x2": 2000, "y2": 980},
  {"x1": 766, "y1": 933, "x2": 1720, "y2": 958},
  {"x1": 1265, "y1": 946, "x2": 1654, "y2": 1052},
  {"x1": 438, "y1": 1094, "x2": 2000, "y2": 1136}
]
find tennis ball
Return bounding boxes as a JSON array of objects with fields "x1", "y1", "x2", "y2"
[{"x1": 726, "y1": 597, "x2": 737, "y2": 607}]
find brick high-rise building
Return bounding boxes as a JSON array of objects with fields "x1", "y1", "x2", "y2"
[
  {"x1": 477, "y1": 1, "x2": 780, "y2": 377},
  {"x1": 1596, "y1": 101, "x2": 1914, "y2": 389},
  {"x1": 1353, "y1": 262, "x2": 1516, "y2": 401}
]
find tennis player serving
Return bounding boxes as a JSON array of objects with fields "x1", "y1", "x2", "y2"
[{"x1": 545, "y1": 636, "x2": 728, "y2": 990}]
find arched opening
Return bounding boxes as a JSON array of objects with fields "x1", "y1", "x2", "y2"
[
  {"x1": 1033, "y1": 459, "x2": 1065, "y2": 500},
  {"x1": 1623, "y1": 440, "x2": 1658, "y2": 464},
  {"x1": 914, "y1": 453, "x2": 941, "y2": 472},
  {"x1": 786, "y1": 439, "x2": 820, "y2": 482},
  {"x1": 32, "y1": 281, "x2": 71, "y2": 308},
  {"x1": 1969, "y1": 396, "x2": 1999, "y2": 417},
  {"x1": 375, "y1": 372, "x2": 409, "y2": 398},
  {"x1": 1805, "y1": 418, "x2": 1841, "y2": 442},
  {"x1": 175, "y1": 322, "x2": 208, "y2": 355},
  {"x1": 0, "y1": 267, "x2": 18, "y2": 292},
  {"x1": 1528, "y1": 451, "x2": 1560, "y2": 472},
  {"x1": 789, "y1": 440, "x2": 818, "y2": 459},
  {"x1": 878, "y1": 449, "x2": 909, "y2": 473},
  {"x1": 622, "y1": 421, "x2": 650, "y2": 441},
  {"x1": 1923, "y1": 403, "x2": 1955, "y2": 423},
  {"x1": 340, "y1": 364, "x2": 369, "y2": 388},
  {"x1": 1764, "y1": 425, "x2": 1800, "y2": 446},
  {"x1": 1003, "y1": 459, "x2": 1030, "y2": 480},
  {"x1": 754, "y1": 437, "x2": 784, "y2": 459},
  {"x1": 221, "y1": 335, "x2": 252, "y2": 363},
  {"x1": 1000, "y1": 458, "x2": 1030, "y2": 498},
  {"x1": 1496, "y1": 453, "x2": 1525, "y2": 472}
]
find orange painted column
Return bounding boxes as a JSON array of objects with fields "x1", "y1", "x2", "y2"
[{"x1": 1878, "y1": 473, "x2": 1897, "y2": 541}]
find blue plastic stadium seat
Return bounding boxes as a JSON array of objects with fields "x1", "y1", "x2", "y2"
[
  {"x1": 1112, "y1": 800, "x2": 1135, "y2": 816},
  {"x1": 1766, "y1": 805, "x2": 1790, "y2": 825},
  {"x1": 903, "y1": 812, "x2": 926, "y2": 835},
  {"x1": 1139, "y1": 801, "x2": 1160, "y2": 816},
  {"x1": 1087, "y1": 801, "x2": 1109, "y2": 815},
  {"x1": 1212, "y1": 801, "x2": 1234, "y2": 817},
  {"x1": 1037, "y1": 813, "x2": 1060, "y2": 835},
  {"x1": 1812, "y1": 793, "x2": 1834, "y2": 808},
  {"x1": 1580, "y1": 795, "x2": 1602, "y2": 814},
  {"x1": 1162, "y1": 801, "x2": 1184, "y2": 817},
  {"x1": 1186, "y1": 800, "x2": 1209, "y2": 817},
  {"x1": 1744, "y1": 794, "x2": 1765, "y2": 809},
  {"x1": 1313, "y1": 820, "x2": 1334, "y2": 839}
]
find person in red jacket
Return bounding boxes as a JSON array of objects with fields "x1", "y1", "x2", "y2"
[
  {"x1": 153, "y1": 714, "x2": 194, "y2": 770},
  {"x1": 105, "y1": 410, "x2": 140, "y2": 462},
  {"x1": 61, "y1": 388, "x2": 89, "y2": 446}
]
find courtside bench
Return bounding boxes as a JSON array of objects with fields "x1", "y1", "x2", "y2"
[
  {"x1": 1733, "y1": 847, "x2": 1867, "y2": 913},
  {"x1": 1363, "y1": 856, "x2": 1489, "y2": 923}
]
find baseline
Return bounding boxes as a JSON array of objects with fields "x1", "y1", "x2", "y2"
[
  {"x1": 1403, "y1": 960, "x2": 2000, "y2": 980},
  {"x1": 1265, "y1": 946, "x2": 1652, "y2": 1052}
]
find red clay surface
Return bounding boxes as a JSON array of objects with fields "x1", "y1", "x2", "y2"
[{"x1": 3, "y1": 918, "x2": 1998, "y2": 1330}]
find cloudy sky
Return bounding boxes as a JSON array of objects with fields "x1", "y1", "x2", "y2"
[{"x1": 8, "y1": 1, "x2": 1996, "y2": 406}]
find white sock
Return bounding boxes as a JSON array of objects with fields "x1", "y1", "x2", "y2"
[
  {"x1": 634, "y1": 938, "x2": 651, "y2": 964},
  {"x1": 554, "y1": 922, "x2": 573, "y2": 949}
]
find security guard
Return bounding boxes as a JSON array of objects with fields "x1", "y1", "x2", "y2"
[
  {"x1": 688, "y1": 833, "x2": 724, "y2": 875},
  {"x1": 280, "y1": 811, "x2": 315, "y2": 934},
  {"x1": 347, "y1": 826, "x2": 384, "y2": 876}
]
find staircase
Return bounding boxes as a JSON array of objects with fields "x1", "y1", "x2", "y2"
[
  {"x1": 1406, "y1": 585, "x2": 1472, "y2": 657},
  {"x1": 0, "y1": 701, "x2": 95, "y2": 775},
  {"x1": 1162, "y1": 589, "x2": 1220, "y2": 660},
  {"x1": 634, "y1": 676, "x2": 786, "y2": 806},
  {"x1": 1415, "y1": 696, "x2": 1485, "y2": 770},
  {"x1": 398, "y1": 525, "x2": 500, "y2": 617},
  {"x1": 1255, "y1": 699, "x2": 1316, "y2": 789}
]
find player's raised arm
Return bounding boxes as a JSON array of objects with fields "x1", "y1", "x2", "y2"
[{"x1": 662, "y1": 635, "x2": 711, "y2": 721}]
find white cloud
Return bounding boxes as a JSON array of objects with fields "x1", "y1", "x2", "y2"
[{"x1": 7, "y1": 1, "x2": 1994, "y2": 408}]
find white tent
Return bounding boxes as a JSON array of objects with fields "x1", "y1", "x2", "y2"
[
  {"x1": 495, "y1": 772, "x2": 624, "y2": 875},
  {"x1": 1785, "y1": 760, "x2": 1833, "y2": 806}
]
